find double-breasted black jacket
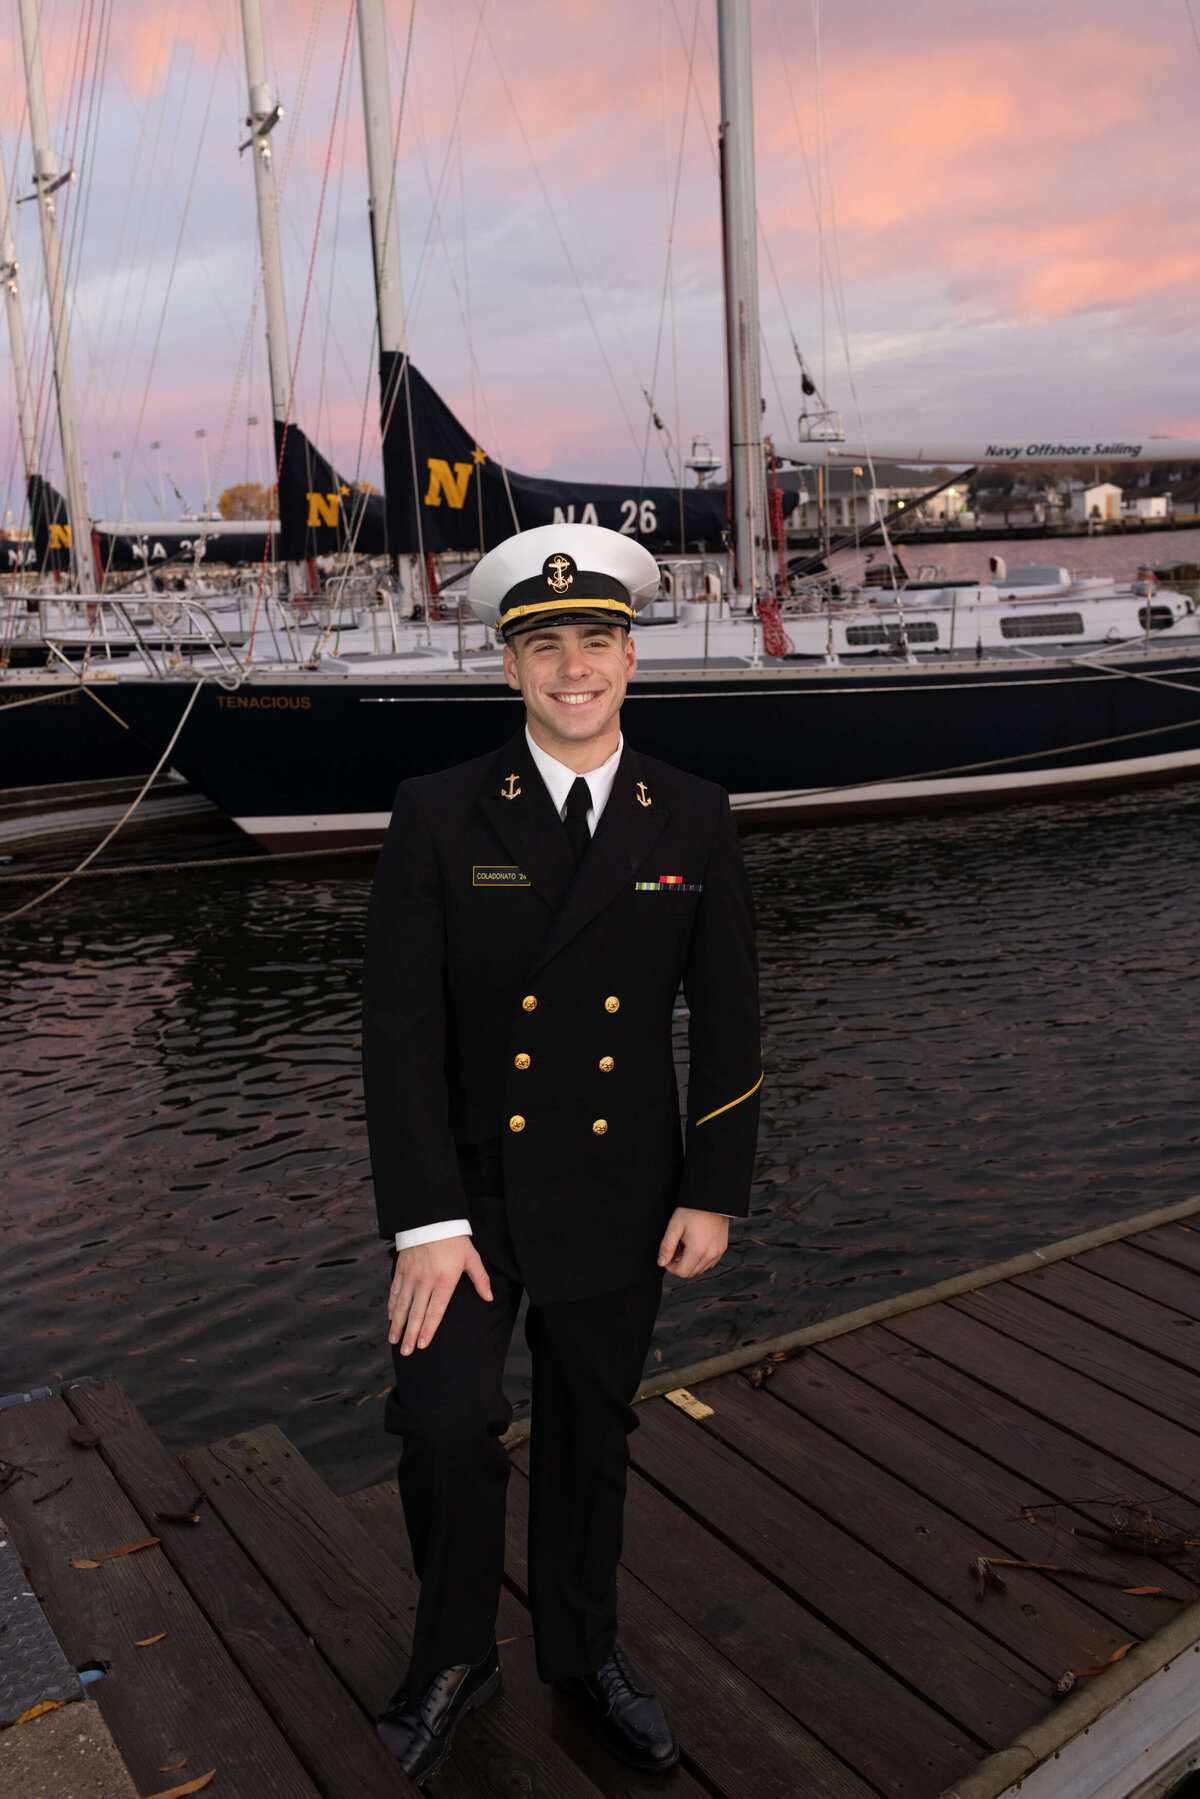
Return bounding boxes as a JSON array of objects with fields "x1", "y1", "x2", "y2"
[{"x1": 361, "y1": 727, "x2": 761, "y2": 1303}]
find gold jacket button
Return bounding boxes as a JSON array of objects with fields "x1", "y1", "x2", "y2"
[
  {"x1": 509, "y1": 1114, "x2": 525, "y2": 1132},
  {"x1": 598, "y1": 1056, "x2": 614, "y2": 1072},
  {"x1": 514, "y1": 1053, "x2": 531, "y2": 1070},
  {"x1": 522, "y1": 995, "x2": 538, "y2": 1012},
  {"x1": 592, "y1": 1118, "x2": 608, "y2": 1135},
  {"x1": 604, "y1": 996, "x2": 620, "y2": 1013}
]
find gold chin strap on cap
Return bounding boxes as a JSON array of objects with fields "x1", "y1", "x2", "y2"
[
  {"x1": 500, "y1": 596, "x2": 636, "y2": 629},
  {"x1": 694, "y1": 1071, "x2": 763, "y2": 1127}
]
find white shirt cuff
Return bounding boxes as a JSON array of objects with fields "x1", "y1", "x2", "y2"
[{"x1": 394, "y1": 1219, "x2": 473, "y2": 1250}]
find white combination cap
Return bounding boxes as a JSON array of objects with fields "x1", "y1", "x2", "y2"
[{"x1": 467, "y1": 523, "x2": 661, "y2": 638}]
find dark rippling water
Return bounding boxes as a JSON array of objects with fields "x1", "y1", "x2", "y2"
[{"x1": 3, "y1": 777, "x2": 1199, "y2": 1494}]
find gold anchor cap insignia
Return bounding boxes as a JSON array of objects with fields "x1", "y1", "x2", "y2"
[
  {"x1": 636, "y1": 781, "x2": 651, "y2": 807},
  {"x1": 544, "y1": 552, "x2": 575, "y2": 595},
  {"x1": 501, "y1": 773, "x2": 521, "y2": 800}
]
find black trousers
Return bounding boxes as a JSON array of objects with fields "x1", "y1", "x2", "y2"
[{"x1": 383, "y1": 1198, "x2": 663, "y2": 1691}]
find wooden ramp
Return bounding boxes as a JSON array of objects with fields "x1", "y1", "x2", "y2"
[{"x1": 2, "y1": 1201, "x2": 1200, "y2": 1797}]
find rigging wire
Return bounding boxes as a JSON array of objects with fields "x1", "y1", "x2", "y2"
[
  {"x1": 1185, "y1": 0, "x2": 1200, "y2": 62},
  {"x1": 97, "y1": 51, "x2": 224, "y2": 588},
  {"x1": 639, "y1": 0, "x2": 700, "y2": 494},
  {"x1": 478, "y1": 14, "x2": 645, "y2": 461},
  {"x1": 77, "y1": 8, "x2": 178, "y2": 454},
  {"x1": 395, "y1": 1, "x2": 488, "y2": 336},
  {"x1": 314, "y1": 44, "x2": 357, "y2": 474},
  {"x1": 378, "y1": 1, "x2": 520, "y2": 538},
  {"x1": 206, "y1": 0, "x2": 330, "y2": 557},
  {"x1": 249, "y1": 0, "x2": 358, "y2": 659},
  {"x1": 768, "y1": 0, "x2": 909, "y2": 611}
]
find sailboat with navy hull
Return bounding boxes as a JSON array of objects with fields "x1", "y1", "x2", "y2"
[
  {"x1": 5, "y1": 474, "x2": 277, "y2": 584},
  {"x1": 12, "y1": 0, "x2": 1200, "y2": 839},
  {"x1": 274, "y1": 359, "x2": 757, "y2": 565}
]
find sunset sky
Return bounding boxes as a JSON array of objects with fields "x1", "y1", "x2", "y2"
[{"x1": 2, "y1": 0, "x2": 1199, "y2": 524}]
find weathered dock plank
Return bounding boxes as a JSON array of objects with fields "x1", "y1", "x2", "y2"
[
  {"x1": 503, "y1": 1455, "x2": 885, "y2": 1799},
  {"x1": 823, "y1": 1320, "x2": 1200, "y2": 1544},
  {"x1": 765, "y1": 1346, "x2": 1195, "y2": 1633},
  {"x1": 660, "y1": 1364, "x2": 1142, "y2": 1674},
  {"x1": 0, "y1": 1395, "x2": 319, "y2": 1799},
  {"x1": 64, "y1": 1377, "x2": 409, "y2": 1799},
  {"x1": 628, "y1": 1398, "x2": 1050, "y2": 1747},
  {"x1": 1130, "y1": 1220, "x2": 1200, "y2": 1278},
  {"x1": 952, "y1": 1279, "x2": 1200, "y2": 1435},
  {"x1": 188, "y1": 1424, "x2": 609, "y2": 1799},
  {"x1": 8, "y1": 1204, "x2": 1200, "y2": 1799},
  {"x1": 1073, "y1": 1237, "x2": 1200, "y2": 1319},
  {"x1": 881, "y1": 1302, "x2": 1200, "y2": 1496},
  {"x1": 1012, "y1": 1259, "x2": 1200, "y2": 1376},
  {"x1": 346, "y1": 1480, "x2": 714, "y2": 1799}
]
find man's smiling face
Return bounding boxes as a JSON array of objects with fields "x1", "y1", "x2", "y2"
[{"x1": 503, "y1": 620, "x2": 636, "y2": 757}]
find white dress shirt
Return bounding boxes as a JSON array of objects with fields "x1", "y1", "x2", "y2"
[{"x1": 394, "y1": 730, "x2": 624, "y2": 1251}]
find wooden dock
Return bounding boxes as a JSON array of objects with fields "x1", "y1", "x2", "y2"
[{"x1": 4, "y1": 1198, "x2": 1200, "y2": 1798}]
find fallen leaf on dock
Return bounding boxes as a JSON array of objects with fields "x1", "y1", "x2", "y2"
[
  {"x1": 744, "y1": 1351, "x2": 787, "y2": 1389},
  {"x1": 972, "y1": 1557, "x2": 1009, "y2": 1600},
  {"x1": 1055, "y1": 1641, "x2": 1135, "y2": 1697},
  {"x1": 135, "y1": 1634, "x2": 167, "y2": 1647},
  {"x1": 973, "y1": 1552, "x2": 1185, "y2": 1600},
  {"x1": 141, "y1": 1769, "x2": 214, "y2": 1799},
  {"x1": 8, "y1": 1701, "x2": 65, "y2": 1726},
  {"x1": 157, "y1": 1761, "x2": 187, "y2": 1773},
  {"x1": 70, "y1": 1536, "x2": 160, "y2": 1568}
]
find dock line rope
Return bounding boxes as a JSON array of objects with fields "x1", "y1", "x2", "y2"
[
  {"x1": 0, "y1": 679, "x2": 205, "y2": 926},
  {"x1": 6, "y1": 651, "x2": 1200, "y2": 895}
]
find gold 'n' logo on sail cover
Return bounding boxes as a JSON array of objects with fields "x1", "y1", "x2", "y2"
[{"x1": 545, "y1": 554, "x2": 574, "y2": 594}]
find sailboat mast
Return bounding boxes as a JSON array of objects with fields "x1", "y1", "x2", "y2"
[
  {"x1": 357, "y1": 0, "x2": 405, "y2": 362},
  {"x1": 717, "y1": 0, "x2": 765, "y2": 603},
  {"x1": 0, "y1": 142, "x2": 38, "y2": 487},
  {"x1": 16, "y1": 0, "x2": 95, "y2": 593},
  {"x1": 240, "y1": 0, "x2": 292, "y2": 431},
  {"x1": 356, "y1": 0, "x2": 414, "y2": 584}
]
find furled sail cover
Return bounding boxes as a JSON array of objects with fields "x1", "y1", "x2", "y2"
[
  {"x1": 24, "y1": 473, "x2": 72, "y2": 575},
  {"x1": 377, "y1": 356, "x2": 769, "y2": 556},
  {"x1": 275, "y1": 419, "x2": 387, "y2": 561},
  {"x1": 15, "y1": 474, "x2": 274, "y2": 576}
]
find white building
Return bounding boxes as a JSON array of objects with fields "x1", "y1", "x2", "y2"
[
  {"x1": 1070, "y1": 482, "x2": 1123, "y2": 523},
  {"x1": 779, "y1": 462, "x2": 972, "y2": 533},
  {"x1": 1123, "y1": 494, "x2": 1169, "y2": 520}
]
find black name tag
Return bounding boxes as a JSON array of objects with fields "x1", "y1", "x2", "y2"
[{"x1": 473, "y1": 865, "x2": 530, "y2": 887}]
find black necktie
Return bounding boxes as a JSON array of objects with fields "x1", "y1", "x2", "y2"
[{"x1": 564, "y1": 776, "x2": 592, "y2": 866}]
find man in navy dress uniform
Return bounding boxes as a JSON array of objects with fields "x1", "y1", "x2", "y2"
[{"x1": 362, "y1": 522, "x2": 761, "y2": 1782}]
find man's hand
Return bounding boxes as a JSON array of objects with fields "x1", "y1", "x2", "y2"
[
  {"x1": 388, "y1": 1235, "x2": 493, "y2": 1354},
  {"x1": 657, "y1": 1208, "x2": 729, "y2": 1279}
]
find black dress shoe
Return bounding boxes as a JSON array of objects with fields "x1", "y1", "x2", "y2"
[
  {"x1": 376, "y1": 1638, "x2": 501, "y2": 1783},
  {"x1": 554, "y1": 1644, "x2": 679, "y2": 1773}
]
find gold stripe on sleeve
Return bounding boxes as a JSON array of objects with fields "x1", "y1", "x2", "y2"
[{"x1": 694, "y1": 1071, "x2": 763, "y2": 1127}]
